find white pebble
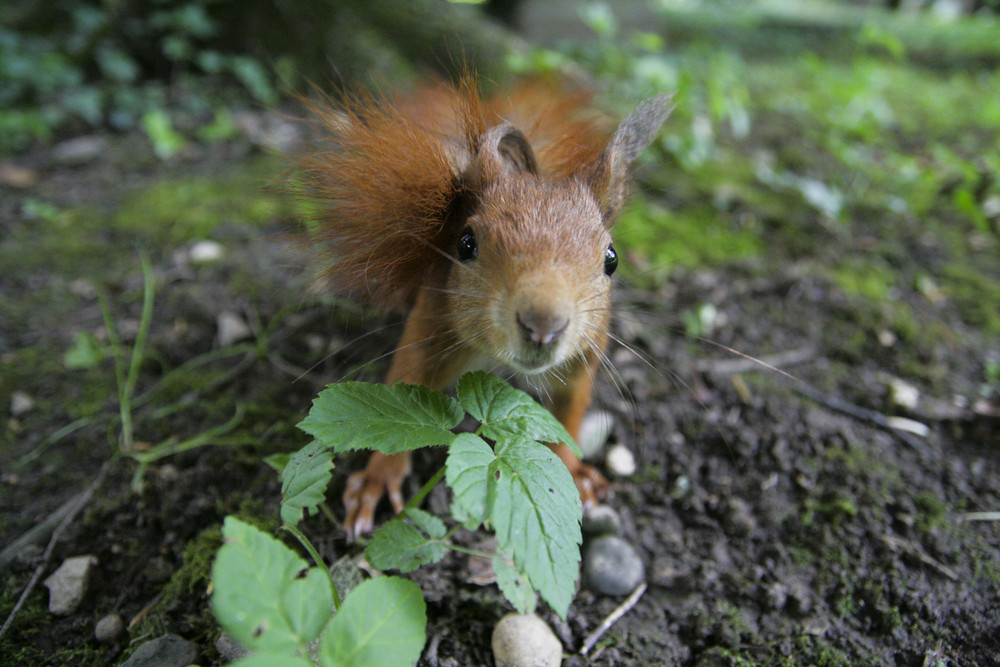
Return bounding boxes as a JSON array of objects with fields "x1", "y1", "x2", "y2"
[
  {"x1": 577, "y1": 411, "x2": 615, "y2": 458},
  {"x1": 44, "y1": 555, "x2": 98, "y2": 615},
  {"x1": 492, "y1": 613, "x2": 562, "y2": 667},
  {"x1": 217, "y1": 311, "x2": 252, "y2": 346},
  {"x1": 605, "y1": 443, "x2": 636, "y2": 477},
  {"x1": 188, "y1": 240, "x2": 224, "y2": 264},
  {"x1": 888, "y1": 378, "x2": 919, "y2": 411},
  {"x1": 10, "y1": 391, "x2": 34, "y2": 416}
]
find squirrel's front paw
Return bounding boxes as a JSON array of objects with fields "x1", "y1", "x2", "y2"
[
  {"x1": 342, "y1": 451, "x2": 411, "y2": 541},
  {"x1": 568, "y1": 461, "x2": 608, "y2": 509}
]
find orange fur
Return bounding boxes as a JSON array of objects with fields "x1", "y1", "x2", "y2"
[{"x1": 296, "y1": 77, "x2": 612, "y2": 312}]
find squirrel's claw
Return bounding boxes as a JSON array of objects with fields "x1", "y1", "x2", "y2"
[{"x1": 342, "y1": 452, "x2": 411, "y2": 541}]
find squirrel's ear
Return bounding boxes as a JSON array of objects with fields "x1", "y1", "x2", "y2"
[
  {"x1": 473, "y1": 124, "x2": 538, "y2": 181},
  {"x1": 589, "y1": 93, "x2": 674, "y2": 222}
]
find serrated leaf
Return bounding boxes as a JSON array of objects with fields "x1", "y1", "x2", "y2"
[
  {"x1": 298, "y1": 382, "x2": 463, "y2": 454},
  {"x1": 280, "y1": 440, "x2": 334, "y2": 526},
  {"x1": 445, "y1": 433, "x2": 494, "y2": 525},
  {"x1": 492, "y1": 553, "x2": 537, "y2": 615},
  {"x1": 487, "y1": 438, "x2": 582, "y2": 619},
  {"x1": 365, "y1": 510, "x2": 447, "y2": 573},
  {"x1": 211, "y1": 517, "x2": 333, "y2": 653},
  {"x1": 320, "y1": 576, "x2": 426, "y2": 667},
  {"x1": 457, "y1": 371, "x2": 581, "y2": 457}
]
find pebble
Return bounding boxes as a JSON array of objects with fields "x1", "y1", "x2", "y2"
[
  {"x1": 188, "y1": 240, "x2": 224, "y2": 264},
  {"x1": 491, "y1": 613, "x2": 562, "y2": 667},
  {"x1": 95, "y1": 613, "x2": 125, "y2": 643},
  {"x1": 217, "y1": 311, "x2": 252, "y2": 346},
  {"x1": 577, "y1": 411, "x2": 615, "y2": 458},
  {"x1": 888, "y1": 378, "x2": 919, "y2": 411},
  {"x1": 582, "y1": 535, "x2": 645, "y2": 596},
  {"x1": 215, "y1": 632, "x2": 250, "y2": 662},
  {"x1": 52, "y1": 136, "x2": 107, "y2": 165},
  {"x1": 44, "y1": 555, "x2": 97, "y2": 615},
  {"x1": 604, "y1": 443, "x2": 636, "y2": 477},
  {"x1": 118, "y1": 634, "x2": 199, "y2": 667},
  {"x1": 10, "y1": 391, "x2": 34, "y2": 416},
  {"x1": 582, "y1": 505, "x2": 622, "y2": 537}
]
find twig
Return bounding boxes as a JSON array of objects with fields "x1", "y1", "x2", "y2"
[
  {"x1": 961, "y1": 511, "x2": 1000, "y2": 522},
  {"x1": 0, "y1": 461, "x2": 111, "y2": 642},
  {"x1": 795, "y1": 384, "x2": 934, "y2": 457},
  {"x1": 879, "y1": 534, "x2": 958, "y2": 581},
  {"x1": 579, "y1": 581, "x2": 647, "y2": 656}
]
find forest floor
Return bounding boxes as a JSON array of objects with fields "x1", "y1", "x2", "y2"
[{"x1": 2, "y1": 3, "x2": 1000, "y2": 666}]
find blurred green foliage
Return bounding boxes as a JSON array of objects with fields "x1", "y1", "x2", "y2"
[{"x1": 0, "y1": 0, "x2": 283, "y2": 153}]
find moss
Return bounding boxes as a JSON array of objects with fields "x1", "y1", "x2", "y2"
[
  {"x1": 111, "y1": 156, "x2": 291, "y2": 247},
  {"x1": 616, "y1": 193, "x2": 763, "y2": 285},
  {"x1": 913, "y1": 490, "x2": 947, "y2": 534},
  {"x1": 942, "y1": 261, "x2": 1000, "y2": 334}
]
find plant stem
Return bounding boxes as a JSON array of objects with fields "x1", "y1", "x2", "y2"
[
  {"x1": 282, "y1": 523, "x2": 341, "y2": 611},
  {"x1": 402, "y1": 465, "x2": 446, "y2": 514}
]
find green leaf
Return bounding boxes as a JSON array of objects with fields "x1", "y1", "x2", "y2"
[
  {"x1": 64, "y1": 331, "x2": 105, "y2": 369},
  {"x1": 280, "y1": 440, "x2": 334, "y2": 527},
  {"x1": 366, "y1": 510, "x2": 446, "y2": 573},
  {"x1": 320, "y1": 577, "x2": 426, "y2": 667},
  {"x1": 141, "y1": 109, "x2": 185, "y2": 160},
  {"x1": 211, "y1": 517, "x2": 333, "y2": 653},
  {"x1": 492, "y1": 553, "x2": 537, "y2": 615},
  {"x1": 488, "y1": 439, "x2": 582, "y2": 619},
  {"x1": 457, "y1": 372, "x2": 580, "y2": 458},
  {"x1": 230, "y1": 654, "x2": 315, "y2": 667},
  {"x1": 298, "y1": 382, "x2": 463, "y2": 455},
  {"x1": 445, "y1": 433, "x2": 494, "y2": 526}
]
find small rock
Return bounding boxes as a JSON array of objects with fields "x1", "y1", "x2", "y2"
[
  {"x1": 10, "y1": 391, "x2": 34, "y2": 416},
  {"x1": 582, "y1": 535, "x2": 645, "y2": 596},
  {"x1": 52, "y1": 136, "x2": 107, "y2": 165},
  {"x1": 118, "y1": 634, "x2": 199, "y2": 667},
  {"x1": 604, "y1": 443, "x2": 636, "y2": 477},
  {"x1": 491, "y1": 613, "x2": 562, "y2": 667},
  {"x1": 95, "y1": 613, "x2": 125, "y2": 643},
  {"x1": 217, "y1": 311, "x2": 252, "y2": 347},
  {"x1": 722, "y1": 497, "x2": 756, "y2": 536},
  {"x1": 0, "y1": 163, "x2": 38, "y2": 188},
  {"x1": 44, "y1": 555, "x2": 97, "y2": 615},
  {"x1": 215, "y1": 632, "x2": 250, "y2": 662},
  {"x1": 578, "y1": 411, "x2": 615, "y2": 458},
  {"x1": 188, "y1": 240, "x2": 224, "y2": 264},
  {"x1": 582, "y1": 505, "x2": 622, "y2": 537},
  {"x1": 888, "y1": 378, "x2": 919, "y2": 411}
]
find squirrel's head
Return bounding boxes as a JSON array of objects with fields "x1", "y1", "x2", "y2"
[{"x1": 445, "y1": 95, "x2": 672, "y2": 375}]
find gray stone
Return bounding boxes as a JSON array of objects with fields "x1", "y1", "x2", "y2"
[
  {"x1": 215, "y1": 632, "x2": 250, "y2": 662},
  {"x1": 95, "y1": 613, "x2": 125, "y2": 643},
  {"x1": 44, "y1": 555, "x2": 97, "y2": 615},
  {"x1": 491, "y1": 613, "x2": 562, "y2": 667},
  {"x1": 582, "y1": 535, "x2": 645, "y2": 596},
  {"x1": 52, "y1": 136, "x2": 107, "y2": 165},
  {"x1": 118, "y1": 634, "x2": 198, "y2": 667},
  {"x1": 582, "y1": 504, "x2": 622, "y2": 537},
  {"x1": 217, "y1": 311, "x2": 252, "y2": 346}
]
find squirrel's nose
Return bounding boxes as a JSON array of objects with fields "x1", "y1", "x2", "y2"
[{"x1": 517, "y1": 309, "x2": 569, "y2": 345}]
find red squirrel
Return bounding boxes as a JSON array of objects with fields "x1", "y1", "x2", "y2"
[{"x1": 299, "y1": 76, "x2": 672, "y2": 539}]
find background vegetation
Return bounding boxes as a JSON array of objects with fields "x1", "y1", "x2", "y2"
[{"x1": 2, "y1": 0, "x2": 998, "y2": 665}]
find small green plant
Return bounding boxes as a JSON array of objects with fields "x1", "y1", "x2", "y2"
[{"x1": 211, "y1": 371, "x2": 585, "y2": 663}]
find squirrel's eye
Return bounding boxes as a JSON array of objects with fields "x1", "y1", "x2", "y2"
[
  {"x1": 457, "y1": 227, "x2": 478, "y2": 261},
  {"x1": 604, "y1": 245, "x2": 618, "y2": 276}
]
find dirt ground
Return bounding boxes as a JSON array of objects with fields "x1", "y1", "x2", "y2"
[{"x1": 2, "y1": 114, "x2": 999, "y2": 667}]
